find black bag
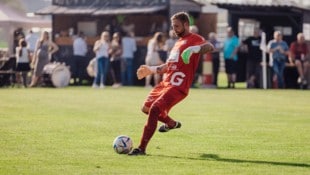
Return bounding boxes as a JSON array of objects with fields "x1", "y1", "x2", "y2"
[{"x1": 0, "y1": 57, "x2": 16, "y2": 87}]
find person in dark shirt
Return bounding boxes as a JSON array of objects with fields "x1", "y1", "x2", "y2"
[
  {"x1": 243, "y1": 28, "x2": 262, "y2": 88},
  {"x1": 208, "y1": 32, "x2": 222, "y2": 87}
]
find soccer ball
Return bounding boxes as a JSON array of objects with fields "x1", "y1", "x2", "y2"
[{"x1": 112, "y1": 135, "x2": 133, "y2": 154}]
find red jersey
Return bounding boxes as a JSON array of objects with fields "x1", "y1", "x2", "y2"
[
  {"x1": 290, "y1": 42, "x2": 309, "y2": 60},
  {"x1": 163, "y1": 33, "x2": 205, "y2": 94}
]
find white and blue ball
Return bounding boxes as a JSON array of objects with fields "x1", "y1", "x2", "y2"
[{"x1": 112, "y1": 135, "x2": 133, "y2": 154}]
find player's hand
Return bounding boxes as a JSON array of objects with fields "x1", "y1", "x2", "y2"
[
  {"x1": 181, "y1": 46, "x2": 201, "y2": 64},
  {"x1": 301, "y1": 54, "x2": 305, "y2": 61},
  {"x1": 137, "y1": 65, "x2": 154, "y2": 80}
]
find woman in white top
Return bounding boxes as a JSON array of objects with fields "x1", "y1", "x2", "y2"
[
  {"x1": 145, "y1": 32, "x2": 164, "y2": 87},
  {"x1": 15, "y1": 39, "x2": 31, "y2": 87},
  {"x1": 93, "y1": 31, "x2": 110, "y2": 88}
]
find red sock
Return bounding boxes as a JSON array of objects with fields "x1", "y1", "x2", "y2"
[
  {"x1": 143, "y1": 110, "x2": 175, "y2": 128},
  {"x1": 139, "y1": 106, "x2": 160, "y2": 152}
]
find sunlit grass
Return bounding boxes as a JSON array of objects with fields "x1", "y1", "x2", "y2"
[{"x1": 0, "y1": 87, "x2": 309, "y2": 174}]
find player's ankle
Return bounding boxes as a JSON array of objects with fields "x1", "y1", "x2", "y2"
[
  {"x1": 138, "y1": 147, "x2": 145, "y2": 152},
  {"x1": 167, "y1": 121, "x2": 176, "y2": 129}
]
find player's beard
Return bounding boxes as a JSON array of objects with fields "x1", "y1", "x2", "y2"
[{"x1": 175, "y1": 25, "x2": 186, "y2": 37}]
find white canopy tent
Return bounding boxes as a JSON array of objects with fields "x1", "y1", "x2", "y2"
[{"x1": 0, "y1": 2, "x2": 51, "y2": 55}]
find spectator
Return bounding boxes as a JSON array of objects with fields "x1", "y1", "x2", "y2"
[
  {"x1": 109, "y1": 32, "x2": 122, "y2": 88},
  {"x1": 164, "y1": 29, "x2": 178, "y2": 55},
  {"x1": 145, "y1": 32, "x2": 164, "y2": 87},
  {"x1": 243, "y1": 28, "x2": 262, "y2": 88},
  {"x1": 290, "y1": 33, "x2": 309, "y2": 85},
  {"x1": 189, "y1": 25, "x2": 203, "y2": 87},
  {"x1": 29, "y1": 31, "x2": 59, "y2": 87},
  {"x1": 93, "y1": 31, "x2": 110, "y2": 88},
  {"x1": 121, "y1": 32, "x2": 137, "y2": 86},
  {"x1": 223, "y1": 27, "x2": 240, "y2": 88},
  {"x1": 267, "y1": 31, "x2": 289, "y2": 89},
  {"x1": 208, "y1": 32, "x2": 222, "y2": 87},
  {"x1": 13, "y1": 28, "x2": 25, "y2": 54},
  {"x1": 15, "y1": 39, "x2": 31, "y2": 87},
  {"x1": 189, "y1": 25, "x2": 199, "y2": 34},
  {"x1": 25, "y1": 30, "x2": 38, "y2": 62},
  {"x1": 72, "y1": 31, "x2": 88, "y2": 85}
]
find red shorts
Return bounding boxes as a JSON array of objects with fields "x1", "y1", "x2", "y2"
[{"x1": 143, "y1": 82, "x2": 187, "y2": 115}]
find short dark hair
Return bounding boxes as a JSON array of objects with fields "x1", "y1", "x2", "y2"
[
  {"x1": 18, "y1": 39, "x2": 27, "y2": 57},
  {"x1": 78, "y1": 31, "x2": 85, "y2": 37},
  {"x1": 171, "y1": 12, "x2": 190, "y2": 24},
  {"x1": 153, "y1": 32, "x2": 163, "y2": 43},
  {"x1": 19, "y1": 39, "x2": 27, "y2": 47}
]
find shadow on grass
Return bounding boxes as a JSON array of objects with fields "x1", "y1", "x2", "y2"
[{"x1": 151, "y1": 153, "x2": 310, "y2": 168}]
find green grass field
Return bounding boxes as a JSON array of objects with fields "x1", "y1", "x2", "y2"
[
  {"x1": 0, "y1": 41, "x2": 8, "y2": 49},
  {"x1": 0, "y1": 87, "x2": 309, "y2": 175}
]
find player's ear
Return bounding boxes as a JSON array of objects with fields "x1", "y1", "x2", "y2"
[{"x1": 184, "y1": 22, "x2": 189, "y2": 28}]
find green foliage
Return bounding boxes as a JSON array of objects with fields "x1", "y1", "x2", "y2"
[
  {"x1": 189, "y1": 15, "x2": 195, "y2": 26},
  {"x1": 0, "y1": 87, "x2": 309, "y2": 175}
]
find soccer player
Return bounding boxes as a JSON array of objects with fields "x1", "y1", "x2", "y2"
[{"x1": 128, "y1": 12, "x2": 214, "y2": 156}]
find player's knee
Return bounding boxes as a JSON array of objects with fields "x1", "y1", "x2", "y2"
[
  {"x1": 295, "y1": 60, "x2": 301, "y2": 66},
  {"x1": 149, "y1": 105, "x2": 161, "y2": 116},
  {"x1": 141, "y1": 106, "x2": 149, "y2": 115}
]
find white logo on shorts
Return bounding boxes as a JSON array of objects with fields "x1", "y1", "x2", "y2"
[{"x1": 170, "y1": 72, "x2": 186, "y2": 86}]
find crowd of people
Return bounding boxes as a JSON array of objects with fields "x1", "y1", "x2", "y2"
[
  {"x1": 11, "y1": 30, "x2": 59, "y2": 88},
  {"x1": 145, "y1": 26, "x2": 309, "y2": 88},
  {"x1": 89, "y1": 31, "x2": 137, "y2": 88},
  {"x1": 215, "y1": 28, "x2": 309, "y2": 89},
  {"x1": 3, "y1": 29, "x2": 138, "y2": 88},
  {"x1": 1, "y1": 24, "x2": 309, "y2": 89},
  {"x1": 90, "y1": 29, "x2": 175, "y2": 89},
  {"x1": 142, "y1": 26, "x2": 309, "y2": 90}
]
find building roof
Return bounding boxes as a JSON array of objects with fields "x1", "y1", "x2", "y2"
[
  {"x1": 37, "y1": 5, "x2": 96, "y2": 15},
  {"x1": 36, "y1": 0, "x2": 169, "y2": 15},
  {"x1": 36, "y1": 0, "x2": 204, "y2": 15},
  {"x1": 21, "y1": 0, "x2": 52, "y2": 13},
  {"x1": 93, "y1": 6, "x2": 167, "y2": 15},
  {"x1": 211, "y1": 0, "x2": 310, "y2": 11}
]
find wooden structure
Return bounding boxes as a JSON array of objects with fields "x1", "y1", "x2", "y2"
[
  {"x1": 212, "y1": 0, "x2": 310, "y2": 44},
  {"x1": 37, "y1": 0, "x2": 204, "y2": 45}
]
